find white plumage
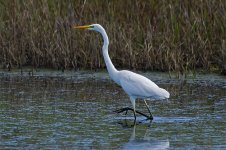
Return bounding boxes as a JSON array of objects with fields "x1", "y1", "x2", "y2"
[
  {"x1": 74, "y1": 24, "x2": 170, "y2": 120},
  {"x1": 118, "y1": 70, "x2": 169, "y2": 100}
]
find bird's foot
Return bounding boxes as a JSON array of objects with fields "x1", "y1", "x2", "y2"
[
  {"x1": 113, "y1": 107, "x2": 132, "y2": 113},
  {"x1": 114, "y1": 107, "x2": 153, "y2": 120}
]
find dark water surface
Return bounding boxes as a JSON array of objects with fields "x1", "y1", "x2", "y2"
[{"x1": 0, "y1": 70, "x2": 225, "y2": 149}]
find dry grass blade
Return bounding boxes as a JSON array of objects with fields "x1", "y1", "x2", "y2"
[{"x1": 0, "y1": 0, "x2": 225, "y2": 75}]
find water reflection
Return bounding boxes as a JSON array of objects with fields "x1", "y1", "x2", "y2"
[
  {"x1": 118, "y1": 120, "x2": 169, "y2": 150},
  {"x1": 0, "y1": 71, "x2": 225, "y2": 149}
]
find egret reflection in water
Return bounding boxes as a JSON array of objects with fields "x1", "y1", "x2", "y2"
[
  {"x1": 118, "y1": 120, "x2": 170, "y2": 150},
  {"x1": 0, "y1": 71, "x2": 225, "y2": 149}
]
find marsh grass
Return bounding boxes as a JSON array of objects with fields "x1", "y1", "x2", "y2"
[{"x1": 0, "y1": 0, "x2": 225, "y2": 74}]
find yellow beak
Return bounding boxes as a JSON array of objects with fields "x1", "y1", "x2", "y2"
[{"x1": 73, "y1": 25, "x2": 91, "y2": 29}]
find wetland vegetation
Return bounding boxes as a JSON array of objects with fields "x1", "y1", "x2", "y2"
[
  {"x1": 0, "y1": 0, "x2": 225, "y2": 74},
  {"x1": 0, "y1": 0, "x2": 226, "y2": 149}
]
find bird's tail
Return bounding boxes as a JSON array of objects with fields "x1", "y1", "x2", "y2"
[{"x1": 159, "y1": 88, "x2": 170, "y2": 99}]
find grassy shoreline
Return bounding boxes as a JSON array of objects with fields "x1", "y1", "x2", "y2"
[{"x1": 0, "y1": 0, "x2": 225, "y2": 75}]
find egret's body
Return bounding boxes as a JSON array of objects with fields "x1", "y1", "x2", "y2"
[
  {"x1": 74, "y1": 24, "x2": 170, "y2": 120},
  {"x1": 118, "y1": 70, "x2": 169, "y2": 100}
]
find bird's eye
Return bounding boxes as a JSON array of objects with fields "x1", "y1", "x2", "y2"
[{"x1": 90, "y1": 25, "x2": 94, "y2": 28}]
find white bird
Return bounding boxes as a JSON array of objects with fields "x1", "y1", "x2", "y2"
[{"x1": 74, "y1": 24, "x2": 170, "y2": 120}]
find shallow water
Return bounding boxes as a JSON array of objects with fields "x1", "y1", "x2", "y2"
[{"x1": 0, "y1": 70, "x2": 225, "y2": 149}]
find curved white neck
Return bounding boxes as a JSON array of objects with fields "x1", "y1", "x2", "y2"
[{"x1": 100, "y1": 29, "x2": 119, "y2": 84}]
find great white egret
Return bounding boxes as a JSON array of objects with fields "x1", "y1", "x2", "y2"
[{"x1": 74, "y1": 24, "x2": 170, "y2": 120}]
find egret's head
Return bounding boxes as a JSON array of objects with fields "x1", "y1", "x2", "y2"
[{"x1": 74, "y1": 24, "x2": 104, "y2": 33}]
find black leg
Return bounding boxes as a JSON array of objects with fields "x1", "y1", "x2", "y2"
[
  {"x1": 114, "y1": 107, "x2": 153, "y2": 120},
  {"x1": 144, "y1": 100, "x2": 153, "y2": 120},
  {"x1": 125, "y1": 109, "x2": 128, "y2": 115},
  {"x1": 114, "y1": 107, "x2": 131, "y2": 113}
]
